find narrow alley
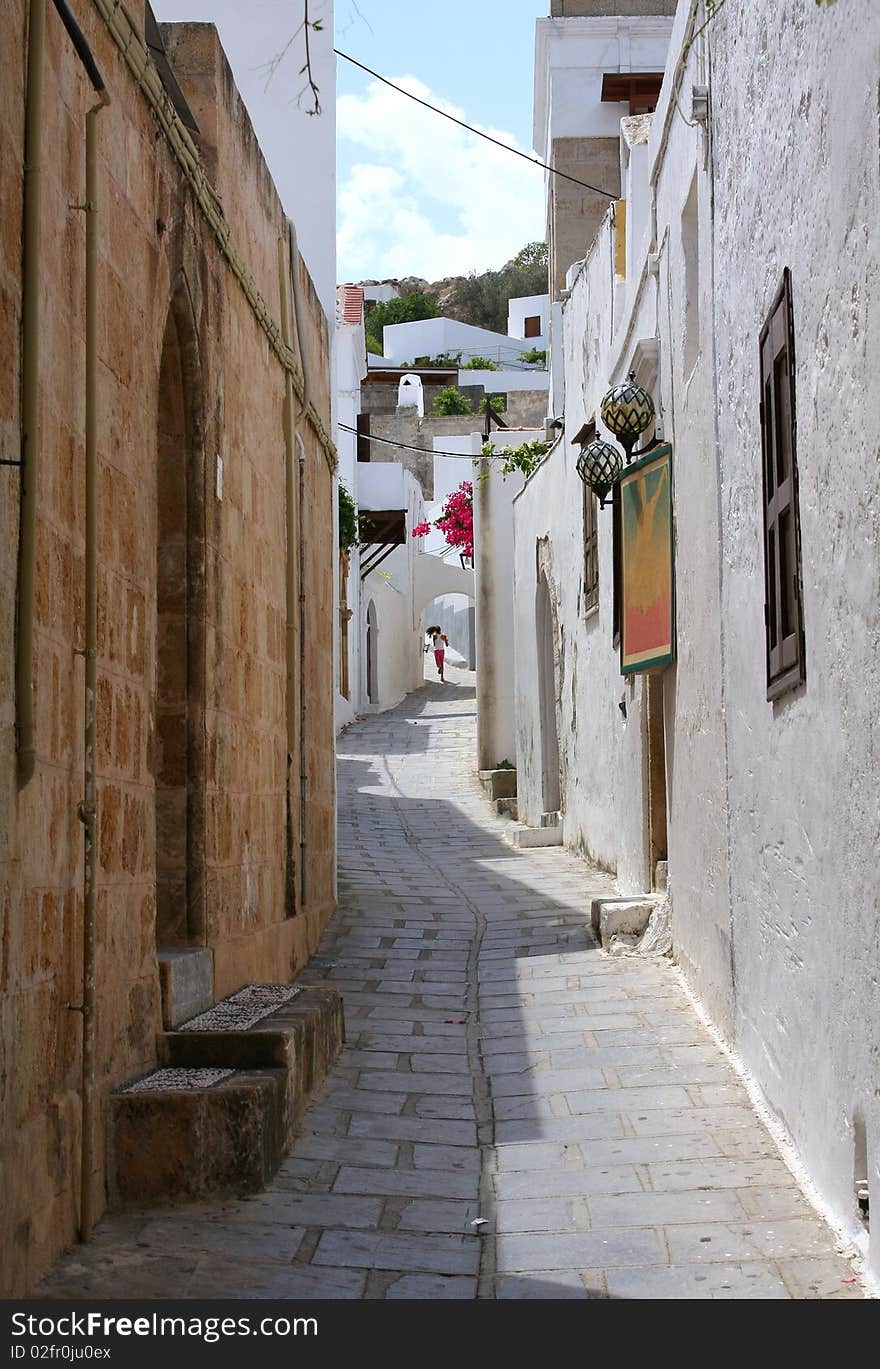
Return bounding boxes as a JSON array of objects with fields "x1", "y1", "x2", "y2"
[{"x1": 35, "y1": 669, "x2": 862, "y2": 1300}]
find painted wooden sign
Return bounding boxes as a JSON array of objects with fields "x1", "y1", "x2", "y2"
[{"x1": 619, "y1": 442, "x2": 675, "y2": 674}]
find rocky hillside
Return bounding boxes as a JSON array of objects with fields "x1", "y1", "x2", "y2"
[{"x1": 357, "y1": 275, "x2": 465, "y2": 319}]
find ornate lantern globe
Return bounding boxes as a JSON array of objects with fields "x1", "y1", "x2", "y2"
[
  {"x1": 574, "y1": 432, "x2": 622, "y2": 508},
  {"x1": 599, "y1": 371, "x2": 655, "y2": 461}
]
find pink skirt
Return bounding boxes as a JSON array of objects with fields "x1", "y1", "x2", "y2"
[{"x1": 434, "y1": 649, "x2": 445, "y2": 666}]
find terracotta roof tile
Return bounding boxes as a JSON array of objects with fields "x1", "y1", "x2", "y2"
[{"x1": 338, "y1": 284, "x2": 364, "y2": 325}]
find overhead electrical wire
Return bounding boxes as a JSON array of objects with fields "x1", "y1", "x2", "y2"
[
  {"x1": 334, "y1": 48, "x2": 618, "y2": 201},
  {"x1": 337, "y1": 421, "x2": 523, "y2": 460}
]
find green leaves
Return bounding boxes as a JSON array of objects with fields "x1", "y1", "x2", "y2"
[
  {"x1": 430, "y1": 386, "x2": 473, "y2": 416},
  {"x1": 481, "y1": 437, "x2": 552, "y2": 480},
  {"x1": 338, "y1": 482, "x2": 358, "y2": 553}
]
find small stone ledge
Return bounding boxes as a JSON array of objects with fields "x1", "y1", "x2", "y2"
[
  {"x1": 156, "y1": 947, "x2": 213, "y2": 1029},
  {"x1": 590, "y1": 896, "x2": 663, "y2": 953},
  {"x1": 508, "y1": 820, "x2": 564, "y2": 849},
  {"x1": 479, "y1": 768, "x2": 517, "y2": 801}
]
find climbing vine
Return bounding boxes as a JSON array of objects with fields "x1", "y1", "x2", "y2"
[
  {"x1": 338, "y1": 481, "x2": 358, "y2": 554},
  {"x1": 480, "y1": 437, "x2": 553, "y2": 481}
]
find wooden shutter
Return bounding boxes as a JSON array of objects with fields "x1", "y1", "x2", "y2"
[
  {"x1": 612, "y1": 482, "x2": 621, "y2": 648},
  {"x1": 759, "y1": 268, "x2": 805, "y2": 699},
  {"x1": 581, "y1": 419, "x2": 599, "y2": 613},
  {"x1": 356, "y1": 412, "x2": 371, "y2": 462}
]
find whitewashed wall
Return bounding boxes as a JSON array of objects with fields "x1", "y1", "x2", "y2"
[
  {"x1": 519, "y1": 0, "x2": 880, "y2": 1280},
  {"x1": 475, "y1": 436, "x2": 543, "y2": 773},
  {"x1": 710, "y1": 0, "x2": 880, "y2": 1276},
  {"x1": 360, "y1": 467, "x2": 426, "y2": 713},
  {"x1": 645, "y1": 4, "x2": 733, "y2": 1033},
  {"x1": 512, "y1": 272, "x2": 649, "y2": 887}
]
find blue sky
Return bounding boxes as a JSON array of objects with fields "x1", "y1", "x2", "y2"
[
  {"x1": 152, "y1": 1, "x2": 548, "y2": 282},
  {"x1": 335, "y1": 0, "x2": 547, "y2": 279}
]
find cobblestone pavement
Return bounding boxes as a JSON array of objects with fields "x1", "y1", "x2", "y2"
[{"x1": 37, "y1": 666, "x2": 864, "y2": 1299}]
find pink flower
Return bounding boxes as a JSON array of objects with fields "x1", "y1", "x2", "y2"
[{"x1": 411, "y1": 483, "x2": 474, "y2": 558}]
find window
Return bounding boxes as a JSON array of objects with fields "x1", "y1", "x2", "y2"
[
  {"x1": 759, "y1": 267, "x2": 805, "y2": 699},
  {"x1": 580, "y1": 420, "x2": 599, "y2": 612},
  {"x1": 356, "y1": 412, "x2": 371, "y2": 462},
  {"x1": 524, "y1": 315, "x2": 542, "y2": 338}
]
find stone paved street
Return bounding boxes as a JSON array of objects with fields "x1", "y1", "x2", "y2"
[{"x1": 36, "y1": 667, "x2": 864, "y2": 1299}]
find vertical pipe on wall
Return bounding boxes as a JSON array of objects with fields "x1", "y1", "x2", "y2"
[
  {"x1": 16, "y1": 0, "x2": 47, "y2": 789},
  {"x1": 287, "y1": 221, "x2": 311, "y2": 911},
  {"x1": 78, "y1": 90, "x2": 110, "y2": 1244},
  {"x1": 277, "y1": 236, "x2": 298, "y2": 913}
]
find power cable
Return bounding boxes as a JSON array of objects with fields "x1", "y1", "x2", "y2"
[
  {"x1": 338, "y1": 421, "x2": 484, "y2": 460},
  {"x1": 335, "y1": 48, "x2": 618, "y2": 201}
]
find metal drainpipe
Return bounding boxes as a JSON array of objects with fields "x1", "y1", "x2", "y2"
[
  {"x1": 16, "y1": 0, "x2": 47, "y2": 789},
  {"x1": 287, "y1": 221, "x2": 311, "y2": 911},
  {"x1": 277, "y1": 236, "x2": 298, "y2": 914},
  {"x1": 78, "y1": 87, "x2": 110, "y2": 1244}
]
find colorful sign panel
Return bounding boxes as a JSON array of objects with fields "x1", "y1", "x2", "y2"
[{"x1": 619, "y1": 443, "x2": 675, "y2": 674}]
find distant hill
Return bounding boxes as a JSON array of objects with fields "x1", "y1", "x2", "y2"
[
  {"x1": 358, "y1": 244, "x2": 548, "y2": 333},
  {"x1": 357, "y1": 275, "x2": 464, "y2": 319}
]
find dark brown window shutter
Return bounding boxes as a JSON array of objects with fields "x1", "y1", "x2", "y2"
[
  {"x1": 612, "y1": 482, "x2": 621, "y2": 649},
  {"x1": 581, "y1": 418, "x2": 599, "y2": 613},
  {"x1": 356, "y1": 412, "x2": 371, "y2": 462},
  {"x1": 524, "y1": 315, "x2": 542, "y2": 338},
  {"x1": 759, "y1": 267, "x2": 805, "y2": 699}
]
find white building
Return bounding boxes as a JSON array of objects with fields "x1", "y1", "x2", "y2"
[
  {"x1": 534, "y1": 2, "x2": 675, "y2": 298},
  {"x1": 507, "y1": 293, "x2": 549, "y2": 348},
  {"x1": 379, "y1": 304, "x2": 548, "y2": 370},
  {"x1": 334, "y1": 288, "x2": 475, "y2": 719},
  {"x1": 511, "y1": 0, "x2": 880, "y2": 1281}
]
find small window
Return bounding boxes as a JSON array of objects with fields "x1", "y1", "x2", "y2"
[
  {"x1": 759, "y1": 267, "x2": 805, "y2": 699},
  {"x1": 580, "y1": 420, "x2": 599, "y2": 612},
  {"x1": 356, "y1": 412, "x2": 371, "y2": 462},
  {"x1": 524, "y1": 315, "x2": 541, "y2": 338}
]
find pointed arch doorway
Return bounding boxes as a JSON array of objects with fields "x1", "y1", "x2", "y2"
[{"x1": 155, "y1": 287, "x2": 206, "y2": 947}]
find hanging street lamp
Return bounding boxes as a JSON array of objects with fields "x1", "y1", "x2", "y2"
[
  {"x1": 574, "y1": 431, "x2": 622, "y2": 508},
  {"x1": 599, "y1": 371, "x2": 655, "y2": 462}
]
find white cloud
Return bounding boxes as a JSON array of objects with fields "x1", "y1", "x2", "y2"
[{"x1": 336, "y1": 76, "x2": 544, "y2": 281}]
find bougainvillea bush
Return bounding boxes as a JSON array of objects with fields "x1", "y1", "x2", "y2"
[{"x1": 411, "y1": 481, "x2": 474, "y2": 560}]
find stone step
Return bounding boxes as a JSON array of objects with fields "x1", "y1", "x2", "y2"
[
  {"x1": 110, "y1": 984, "x2": 344, "y2": 1208},
  {"x1": 508, "y1": 821, "x2": 564, "y2": 848},
  {"x1": 110, "y1": 1066, "x2": 286, "y2": 1206}
]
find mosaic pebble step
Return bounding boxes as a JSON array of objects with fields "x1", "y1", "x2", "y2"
[{"x1": 118, "y1": 1067, "x2": 235, "y2": 1093}]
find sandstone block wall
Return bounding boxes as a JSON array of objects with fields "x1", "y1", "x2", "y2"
[
  {"x1": 550, "y1": 136, "x2": 620, "y2": 297},
  {"x1": 0, "y1": 7, "x2": 335, "y2": 1294}
]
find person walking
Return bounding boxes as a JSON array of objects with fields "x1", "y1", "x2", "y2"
[{"x1": 426, "y1": 625, "x2": 449, "y2": 682}]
